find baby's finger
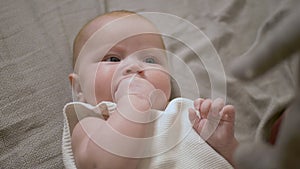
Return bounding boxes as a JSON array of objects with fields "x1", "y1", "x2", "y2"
[
  {"x1": 200, "y1": 99, "x2": 212, "y2": 118},
  {"x1": 188, "y1": 108, "x2": 200, "y2": 125},
  {"x1": 209, "y1": 98, "x2": 225, "y2": 117},
  {"x1": 197, "y1": 119, "x2": 207, "y2": 136},
  {"x1": 189, "y1": 108, "x2": 205, "y2": 135},
  {"x1": 193, "y1": 98, "x2": 204, "y2": 111},
  {"x1": 207, "y1": 98, "x2": 224, "y2": 123},
  {"x1": 219, "y1": 105, "x2": 235, "y2": 122}
]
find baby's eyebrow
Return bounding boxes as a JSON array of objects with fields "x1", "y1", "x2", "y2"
[{"x1": 108, "y1": 44, "x2": 125, "y2": 53}]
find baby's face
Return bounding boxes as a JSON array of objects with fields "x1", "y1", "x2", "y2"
[{"x1": 74, "y1": 14, "x2": 171, "y2": 105}]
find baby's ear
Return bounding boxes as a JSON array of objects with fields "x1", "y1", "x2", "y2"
[{"x1": 69, "y1": 73, "x2": 85, "y2": 102}]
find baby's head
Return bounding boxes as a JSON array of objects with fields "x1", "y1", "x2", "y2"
[{"x1": 70, "y1": 10, "x2": 171, "y2": 107}]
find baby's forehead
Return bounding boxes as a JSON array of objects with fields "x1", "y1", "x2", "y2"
[
  {"x1": 73, "y1": 13, "x2": 164, "y2": 68},
  {"x1": 77, "y1": 14, "x2": 159, "y2": 49},
  {"x1": 80, "y1": 13, "x2": 158, "y2": 41}
]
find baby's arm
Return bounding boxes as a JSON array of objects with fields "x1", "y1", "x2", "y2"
[
  {"x1": 71, "y1": 78, "x2": 165, "y2": 169},
  {"x1": 189, "y1": 98, "x2": 238, "y2": 167},
  {"x1": 71, "y1": 95, "x2": 153, "y2": 169}
]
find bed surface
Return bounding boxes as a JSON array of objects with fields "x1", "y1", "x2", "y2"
[{"x1": 0, "y1": 0, "x2": 298, "y2": 168}]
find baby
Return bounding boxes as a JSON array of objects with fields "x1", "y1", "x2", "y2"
[{"x1": 62, "y1": 10, "x2": 238, "y2": 169}]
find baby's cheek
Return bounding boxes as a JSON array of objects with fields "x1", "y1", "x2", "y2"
[
  {"x1": 94, "y1": 67, "x2": 115, "y2": 103},
  {"x1": 147, "y1": 71, "x2": 171, "y2": 100}
]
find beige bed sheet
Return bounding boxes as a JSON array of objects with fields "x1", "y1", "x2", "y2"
[{"x1": 0, "y1": 0, "x2": 298, "y2": 168}]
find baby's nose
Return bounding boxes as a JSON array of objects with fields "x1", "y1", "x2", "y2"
[{"x1": 123, "y1": 63, "x2": 144, "y2": 75}]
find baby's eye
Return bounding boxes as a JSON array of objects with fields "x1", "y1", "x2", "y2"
[
  {"x1": 144, "y1": 57, "x2": 156, "y2": 64},
  {"x1": 103, "y1": 56, "x2": 121, "y2": 62}
]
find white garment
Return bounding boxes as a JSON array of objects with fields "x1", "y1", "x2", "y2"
[{"x1": 62, "y1": 98, "x2": 233, "y2": 169}]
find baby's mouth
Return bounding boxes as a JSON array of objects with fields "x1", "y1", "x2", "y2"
[
  {"x1": 114, "y1": 76, "x2": 133, "y2": 92},
  {"x1": 113, "y1": 75, "x2": 148, "y2": 98},
  {"x1": 113, "y1": 75, "x2": 135, "y2": 98}
]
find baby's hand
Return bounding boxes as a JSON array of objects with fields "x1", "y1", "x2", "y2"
[
  {"x1": 188, "y1": 98, "x2": 238, "y2": 165},
  {"x1": 188, "y1": 98, "x2": 235, "y2": 140},
  {"x1": 114, "y1": 77, "x2": 167, "y2": 111},
  {"x1": 114, "y1": 77, "x2": 156, "y2": 102}
]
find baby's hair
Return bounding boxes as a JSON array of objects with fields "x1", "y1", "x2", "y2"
[
  {"x1": 105, "y1": 10, "x2": 136, "y2": 16},
  {"x1": 72, "y1": 10, "x2": 138, "y2": 68}
]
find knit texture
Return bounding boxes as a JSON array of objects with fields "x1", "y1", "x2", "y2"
[{"x1": 62, "y1": 98, "x2": 233, "y2": 169}]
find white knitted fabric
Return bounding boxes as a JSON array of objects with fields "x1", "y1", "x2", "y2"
[{"x1": 62, "y1": 98, "x2": 233, "y2": 169}]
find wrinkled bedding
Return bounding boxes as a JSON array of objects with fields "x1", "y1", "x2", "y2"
[{"x1": 0, "y1": 0, "x2": 298, "y2": 168}]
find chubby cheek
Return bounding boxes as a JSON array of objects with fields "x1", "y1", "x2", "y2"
[
  {"x1": 94, "y1": 64, "x2": 116, "y2": 103},
  {"x1": 146, "y1": 70, "x2": 171, "y2": 100}
]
